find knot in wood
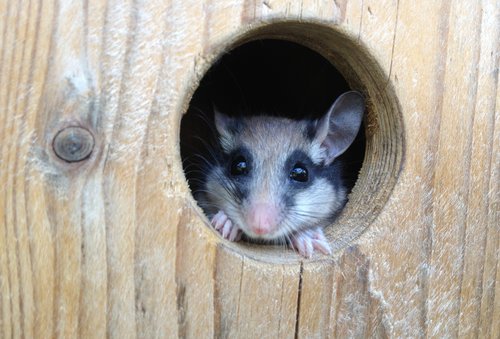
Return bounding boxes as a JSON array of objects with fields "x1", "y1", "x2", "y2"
[{"x1": 53, "y1": 126, "x2": 94, "y2": 162}]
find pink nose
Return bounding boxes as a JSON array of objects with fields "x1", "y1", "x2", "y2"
[{"x1": 246, "y1": 203, "x2": 280, "y2": 236}]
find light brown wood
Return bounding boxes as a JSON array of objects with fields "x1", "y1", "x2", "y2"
[{"x1": 1, "y1": 0, "x2": 498, "y2": 338}]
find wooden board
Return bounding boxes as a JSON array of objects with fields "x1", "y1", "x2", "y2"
[{"x1": 0, "y1": 0, "x2": 498, "y2": 337}]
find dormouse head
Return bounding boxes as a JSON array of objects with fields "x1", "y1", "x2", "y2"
[{"x1": 208, "y1": 91, "x2": 364, "y2": 241}]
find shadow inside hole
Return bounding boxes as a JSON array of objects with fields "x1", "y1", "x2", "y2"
[{"x1": 181, "y1": 39, "x2": 365, "y2": 244}]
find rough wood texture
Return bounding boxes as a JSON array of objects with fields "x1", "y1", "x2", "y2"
[{"x1": 0, "y1": 0, "x2": 498, "y2": 338}]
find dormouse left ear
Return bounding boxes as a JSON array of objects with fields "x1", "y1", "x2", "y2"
[
  {"x1": 213, "y1": 105, "x2": 242, "y2": 153},
  {"x1": 314, "y1": 91, "x2": 365, "y2": 165}
]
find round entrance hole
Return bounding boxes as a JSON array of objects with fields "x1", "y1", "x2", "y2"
[{"x1": 180, "y1": 23, "x2": 404, "y2": 260}]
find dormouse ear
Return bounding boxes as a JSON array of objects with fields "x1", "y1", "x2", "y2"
[
  {"x1": 213, "y1": 106, "x2": 239, "y2": 152},
  {"x1": 314, "y1": 91, "x2": 364, "y2": 165},
  {"x1": 213, "y1": 106, "x2": 231, "y2": 137}
]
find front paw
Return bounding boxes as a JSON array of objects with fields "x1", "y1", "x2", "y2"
[
  {"x1": 211, "y1": 210, "x2": 242, "y2": 242},
  {"x1": 291, "y1": 227, "x2": 332, "y2": 258}
]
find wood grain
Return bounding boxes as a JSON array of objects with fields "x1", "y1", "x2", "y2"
[{"x1": 0, "y1": 0, "x2": 498, "y2": 338}]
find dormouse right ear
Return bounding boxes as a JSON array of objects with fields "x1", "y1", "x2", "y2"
[
  {"x1": 213, "y1": 106, "x2": 239, "y2": 152},
  {"x1": 314, "y1": 91, "x2": 365, "y2": 165}
]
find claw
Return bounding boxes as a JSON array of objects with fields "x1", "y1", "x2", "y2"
[
  {"x1": 228, "y1": 223, "x2": 242, "y2": 241},
  {"x1": 211, "y1": 211, "x2": 227, "y2": 231},
  {"x1": 210, "y1": 210, "x2": 242, "y2": 242},
  {"x1": 222, "y1": 219, "x2": 233, "y2": 238},
  {"x1": 291, "y1": 227, "x2": 331, "y2": 257},
  {"x1": 312, "y1": 240, "x2": 332, "y2": 255},
  {"x1": 311, "y1": 228, "x2": 332, "y2": 255}
]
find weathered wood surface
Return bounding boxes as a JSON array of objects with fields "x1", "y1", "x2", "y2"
[{"x1": 0, "y1": 0, "x2": 498, "y2": 338}]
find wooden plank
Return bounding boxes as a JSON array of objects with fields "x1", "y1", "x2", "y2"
[
  {"x1": 331, "y1": 247, "x2": 388, "y2": 338},
  {"x1": 214, "y1": 245, "x2": 245, "y2": 338},
  {"x1": 426, "y1": 2, "x2": 485, "y2": 336},
  {"x1": 133, "y1": 111, "x2": 181, "y2": 336},
  {"x1": 459, "y1": 0, "x2": 500, "y2": 336},
  {"x1": 175, "y1": 208, "x2": 218, "y2": 338},
  {"x1": 355, "y1": 1, "x2": 451, "y2": 337},
  {"x1": 234, "y1": 255, "x2": 300, "y2": 338},
  {"x1": 297, "y1": 260, "x2": 336, "y2": 338},
  {"x1": 214, "y1": 244, "x2": 301, "y2": 338},
  {"x1": 359, "y1": 0, "x2": 398, "y2": 76},
  {"x1": 0, "y1": 3, "x2": 26, "y2": 337},
  {"x1": 478, "y1": 72, "x2": 500, "y2": 338}
]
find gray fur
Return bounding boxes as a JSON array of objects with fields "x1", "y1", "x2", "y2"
[{"x1": 201, "y1": 92, "x2": 364, "y2": 243}]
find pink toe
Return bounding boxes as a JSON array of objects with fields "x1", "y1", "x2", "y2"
[
  {"x1": 228, "y1": 224, "x2": 240, "y2": 241},
  {"x1": 222, "y1": 219, "x2": 233, "y2": 239},
  {"x1": 313, "y1": 240, "x2": 332, "y2": 255},
  {"x1": 304, "y1": 240, "x2": 313, "y2": 258},
  {"x1": 211, "y1": 211, "x2": 227, "y2": 230},
  {"x1": 292, "y1": 236, "x2": 313, "y2": 258},
  {"x1": 296, "y1": 243, "x2": 307, "y2": 257}
]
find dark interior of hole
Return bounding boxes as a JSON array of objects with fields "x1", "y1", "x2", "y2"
[{"x1": 181, "y1": 39, "x2": 365, "y2": 217}]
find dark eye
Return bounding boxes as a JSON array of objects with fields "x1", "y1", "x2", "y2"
[
  {"x1": 230, "y1": 156, "x2": 248, "y2": 176},
  {"x1": 290, "y1": 164, "x2": 308, "y2": 182}
]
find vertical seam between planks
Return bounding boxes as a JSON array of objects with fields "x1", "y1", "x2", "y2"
[
  {"x1": 174, "y1": 213, "x2": 182, "y2": 338},
  {"x1": 293, "y1": 262, "x2": 303, "y2": 339},
  {"x1": 332, "y1": 265, "x2": 342, "y2": 338},
  {"x1": 212, "y1": 246, "x2": 222, "y2": 339},
  {"x1": 385, "y1": 0, "x2": 400, "y2": 87}
]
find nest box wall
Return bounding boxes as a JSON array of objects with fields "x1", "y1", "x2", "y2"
[{"x1": 0, "y1": 1, "x2": 498, "y2": 338}]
